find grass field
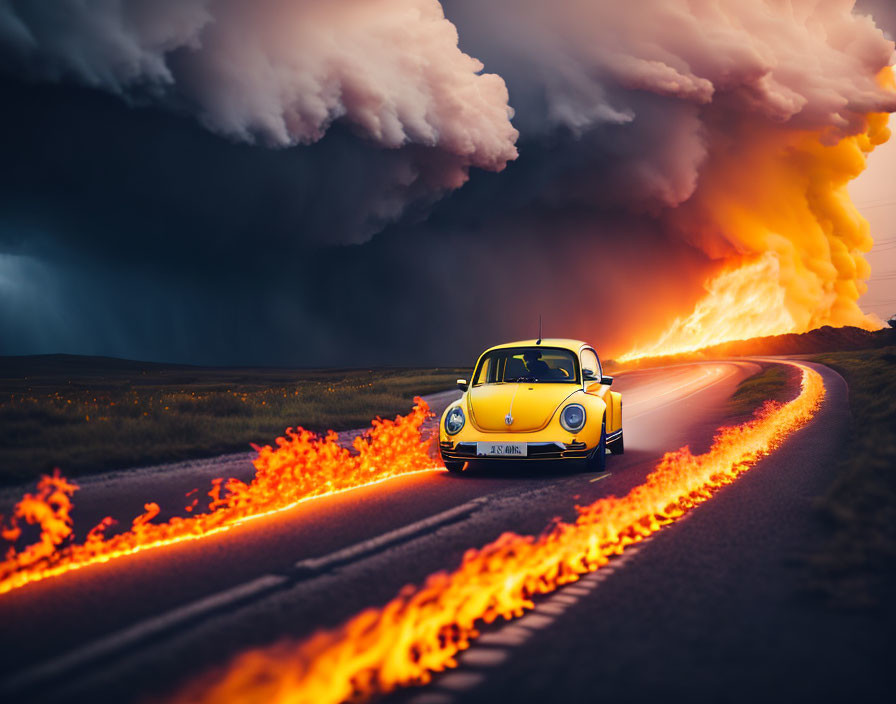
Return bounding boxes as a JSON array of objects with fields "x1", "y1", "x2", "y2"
[
  {"x1": 0, "y1": 355, "x2": 468, "y2": 486},
  {"x1": 807, "y1": 346, "x2": 896, "y2": 605},
  {"x1": 727, "y1": 363, "x2": 799, "y2": 415}
]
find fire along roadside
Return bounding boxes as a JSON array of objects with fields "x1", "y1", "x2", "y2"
[{"x1": 168, "y1": 361, "x2": 825, "y2": 704}]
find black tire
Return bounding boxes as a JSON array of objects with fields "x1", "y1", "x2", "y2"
[
  {"x1": 443, "y1": 460, "x2": 466, "y2": 474},
  {"x1": 584, "y1": 422, "x2": 607, "y2": 473},
  {"x1": 607, "y1": 430, "x2": 624, "y2": 455}
]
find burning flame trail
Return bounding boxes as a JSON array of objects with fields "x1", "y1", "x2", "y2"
[
  {"x1": 169, "y1": 362, "x2": 825, "y2": 704},
  {"x1": 0, "y1": 400, "x2": 436, "y2": 596}
]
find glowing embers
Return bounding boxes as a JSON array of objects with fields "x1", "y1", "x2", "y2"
[
  {"x1": 0, "y1": 399, "x2": 436, "y2": 595},
  {"x1": 169, "y1": 363, "x2": 825, "y2": 704}
]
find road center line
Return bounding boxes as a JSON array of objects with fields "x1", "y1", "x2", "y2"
[
  {"x1": 295, "y1": 497, "x2": 487, "y2": 572},
  {"x1": 0, "y1": 496, "x2": 489, "y2": 697}
]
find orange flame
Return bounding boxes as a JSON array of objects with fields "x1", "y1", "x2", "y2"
[
  {"x1": 169, "y1": 362, "x2": 824, "y2": 704},
  {"x1": 0, "y1": 399, "x2": 435, "y2": 596},
  {"x1": 621, "y1": 99, "x2": 893, "y2": 362}
]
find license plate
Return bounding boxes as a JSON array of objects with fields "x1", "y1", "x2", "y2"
[{"x1": 477, "y1": 442, "x2": 527, "y2": 457}]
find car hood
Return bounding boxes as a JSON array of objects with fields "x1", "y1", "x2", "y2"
[{"x1": 468, "y1": 384, "x2": 578, "y2": 432}]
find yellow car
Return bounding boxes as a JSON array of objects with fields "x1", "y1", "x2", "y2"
[{"x1": 439, "y1": 338, "x2": 623, "y2": 473}]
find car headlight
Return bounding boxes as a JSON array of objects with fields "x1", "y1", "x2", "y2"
[
  {"x1": 560, "y1": 404, "x2": 586, "y2": 433},
  {"x1": 445, "y1": 406, "x2": 466, "y2": 435}
]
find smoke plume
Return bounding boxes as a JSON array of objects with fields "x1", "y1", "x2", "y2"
[{"x1": 446, "y1": 0, "x2": 896, "y2": 357}]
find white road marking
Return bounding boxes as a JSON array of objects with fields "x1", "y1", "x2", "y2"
[
  {"x1": 418, "y1": 542, "x2": 656, "y2": 703},
  {"x1": 436, "y1": 672, "x2": 486, "y2": 691},
  {"x1": 295, "y1": 497, "x2": 487, "y2": 571},
  {"x1": 0, "y1": 574, "x2": 287, "y2": 694},
  {"x1": 551, "y1": 594, "x2": 580, "y2": 605},
  {"x1": 589, "y1": 472, "x2": 612, "y2": 483},
  {"x1": 419, "y1": 536, "x2": 655, "y2": 702},
  {"x1": 578, "y1": 572, "x2": 604, "y2": 584},
  {"x1": 1, "y1": 497, "x2": 488, "y2": 696},
  {"x1": 458, "y1": 648, "x2": 510, "y2": 667},
  {"x1": 407, "y1": 693, "x2": 455, "y2": 704},
  {"x1": 477, "y1": 626, "x2": 532, "y2": 647},
  {"x1": 514, "y1": 613, "x2": 556, "y2": 629}
]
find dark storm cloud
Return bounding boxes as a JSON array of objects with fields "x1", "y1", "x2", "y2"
[
  {"x1": 857, "y1": 0, "x2": 896, "y2": 37},
  {"x1": 0, "y1": 206, "x2": 710, "y2": 367},
  {"x1": 0, "y1": 73, "x2": 713, "y2": 365},
  {"x1": 0, "y1": 78, "x2": 464, "y2": 258}
]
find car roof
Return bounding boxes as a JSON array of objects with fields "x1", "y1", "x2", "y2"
[{"x1": 482, "y1": 339, "x2": 592, "y2": 354}]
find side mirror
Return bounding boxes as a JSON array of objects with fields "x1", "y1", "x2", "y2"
[
  {"x1": 456, "y1": 378, "x2": 469, "y2": 392},
  {"x1": 600, "y1": 375, "x2": 614, "y2": 386}
]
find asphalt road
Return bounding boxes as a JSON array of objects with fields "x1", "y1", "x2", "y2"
[{"x1": 3, "y1": 359, "x2": 884, "y2": 704}]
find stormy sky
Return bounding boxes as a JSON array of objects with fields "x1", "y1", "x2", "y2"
[{"x1": 1, "y1": 0, "x2": 895, "y2": 367}]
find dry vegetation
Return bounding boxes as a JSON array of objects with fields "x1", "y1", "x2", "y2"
[{"x1": 0, "y1": 355, "x2": 468, "y2": 486}]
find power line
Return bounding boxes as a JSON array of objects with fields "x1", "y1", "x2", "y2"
[{"x1": 856, "y1": 200, "x2": 896, "y2": 210}]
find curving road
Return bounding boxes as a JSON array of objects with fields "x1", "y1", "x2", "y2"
[{"x1": 4, "y1": 359, "x2": 882, "y2": 704}]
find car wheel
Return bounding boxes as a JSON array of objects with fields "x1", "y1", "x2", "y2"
[
  {"x1": 607, "y1": 430, "x2": 624, "y2": 455},
  {"x1": 443, "y1": 460, "x2": 466, "y2": 474},
  {"x1": 585, "y1": 423, "x2": 607, "y2": 473}
]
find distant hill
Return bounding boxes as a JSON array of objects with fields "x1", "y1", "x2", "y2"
[
  {"x1": 703, "y1": 325, "x2": 896, "y2": 356},
  {"x1": 0, "y1": 353, "x2": 200, "y2": 377},
  {"x1": 0, "y1": 353, "x2": 457, "y2": 382},
  {"x1": 617, "y1": 325, "x2": 896, "y2": 368}
]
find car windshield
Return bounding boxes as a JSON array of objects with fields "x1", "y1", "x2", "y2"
[{"x1": 473, "y1": 347, "x2": 580, "y2": 385}]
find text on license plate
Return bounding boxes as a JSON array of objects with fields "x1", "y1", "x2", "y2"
[{"x1": 477, "y1": 442, "x2": 527, "y2": 457}]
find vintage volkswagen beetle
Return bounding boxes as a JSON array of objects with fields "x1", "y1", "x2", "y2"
[{"x1": 439, "y1": 338, "x2": 622, "y2": 473}]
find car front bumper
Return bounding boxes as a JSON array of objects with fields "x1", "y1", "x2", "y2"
[{"x1": 439, "y1": 439, "x2": 592, "y2": 462}]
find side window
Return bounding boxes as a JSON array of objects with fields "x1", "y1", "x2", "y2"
[
  {"x1": 581, "y1": 349, "x2": 600, "y2": 381},
  {"x1": 474, "y1": 357, "x2": 491, "y2": 385},
  {"x1": 475, "y1": 354, "x2": 507, "y2": 385}
]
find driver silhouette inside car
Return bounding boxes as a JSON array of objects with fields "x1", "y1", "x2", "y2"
[{"x1": 522, "y1": 350, "x2": 559, "y2": 380}]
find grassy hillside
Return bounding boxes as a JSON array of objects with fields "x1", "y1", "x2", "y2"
[
  {"x1": 0, "y1": 356, "x2": 468, "y2": 485},
  {"x1": 616, "y1": 325, "x2": 896, "y2": 369},
  {"x1": 808, "y1": 346, "x2": 896, "y2": 605},
  {"x1": 727, "y1": 363, "x2": 800, "y2": 416}
]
